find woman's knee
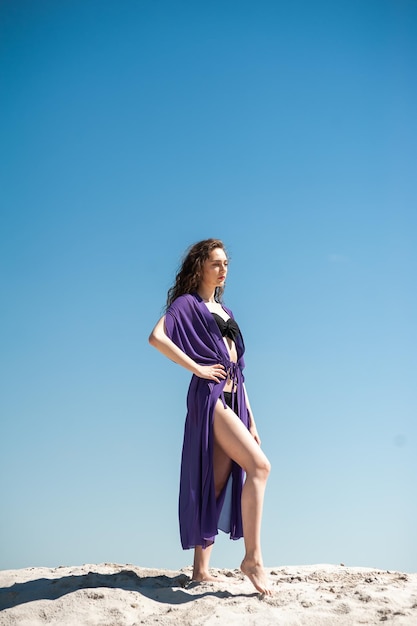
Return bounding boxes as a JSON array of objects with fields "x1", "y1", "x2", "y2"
[
  {"x1": 259, "y1": 457, "x2": 271, "y2": 478},
  {"x1": 250, "y1": 454, "x2": 271, "y2": 480}
]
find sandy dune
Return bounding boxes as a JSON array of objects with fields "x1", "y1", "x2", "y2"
[{"x1": 1, "y1": 562, "x2": 416, "y2": 625}]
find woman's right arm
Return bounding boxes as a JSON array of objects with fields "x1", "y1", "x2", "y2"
[{"x1": 148, "y1": 316, "x2": 226, "y2": 382}]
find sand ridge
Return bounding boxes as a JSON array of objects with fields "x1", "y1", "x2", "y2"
[{"x1": 0, "y1": 562, "x2": 416, "y2": 625}]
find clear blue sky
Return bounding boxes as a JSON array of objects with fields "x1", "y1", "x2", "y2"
[{"x1": 1, "y1": 0, "x2": 416, "y2": 574}]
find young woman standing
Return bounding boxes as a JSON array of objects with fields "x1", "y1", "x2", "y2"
[{"x1": 149, "y1": 239, "x2": 271, "y2": 595}]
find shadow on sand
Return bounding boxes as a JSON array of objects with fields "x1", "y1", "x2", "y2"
[{"x1": 0, "y1": 569, "x2": 257, "y2": 611}]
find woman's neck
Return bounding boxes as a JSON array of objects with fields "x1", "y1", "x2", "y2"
[{"x1": 197, "y1": 286, "x2": 216, "y2": 303}]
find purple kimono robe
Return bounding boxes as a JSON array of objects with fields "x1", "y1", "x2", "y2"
[{"x1": 165, "y1": 292, "x2": 249, "y2": 550}]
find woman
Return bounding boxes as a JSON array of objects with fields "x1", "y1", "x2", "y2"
[{"x1": 149, "y1": 238, "x2": 271, "y2": 595}]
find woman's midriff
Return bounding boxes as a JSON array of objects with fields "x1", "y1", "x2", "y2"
[
  {"x1": 223, "y1": 337, "x2": 238, "y2": 392},
  {"x1": 223, "y1": 377, "x2": 237, "y2": 393}
]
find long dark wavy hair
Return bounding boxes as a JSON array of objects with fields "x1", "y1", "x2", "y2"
[{"x1": 166, "y1": 238, "x2": 227, "y2": 309}]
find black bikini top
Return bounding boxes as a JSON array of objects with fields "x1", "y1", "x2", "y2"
[{"x1": 212, "y1": 313, "x2": 241, "y2": 342}]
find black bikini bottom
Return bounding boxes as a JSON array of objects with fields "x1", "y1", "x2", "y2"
[{"x1": 223, "y1": 390, "x2": 238, "y2": 414}]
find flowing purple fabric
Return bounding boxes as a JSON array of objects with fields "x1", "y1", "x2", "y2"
[{"x1": 165, "y1": 292, "x2": 249, "y2": 549}]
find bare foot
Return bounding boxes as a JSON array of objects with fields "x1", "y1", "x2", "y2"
[
  {"x1": 240, "y1": 559, "x2": 272, "y2": 595},
  {"x1": 191, "y1": 571, "x2": 229, "y2": 583}
]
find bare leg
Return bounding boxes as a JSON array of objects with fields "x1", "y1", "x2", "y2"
[
  {"x1": 192, "y1": 442, "x2": 232, "y2": 582},
  {"x1": 192, "y1": 544, "x2": 215, "y2": 581},
  {"x1": 213, "y1": 401, "x2": 272, "y2": 595}
]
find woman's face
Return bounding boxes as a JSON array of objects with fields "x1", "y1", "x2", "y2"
[{"x1": 200, "y1": 247, "x2": 228, "y2": 290}]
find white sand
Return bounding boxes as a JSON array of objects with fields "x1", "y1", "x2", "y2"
[{"x1": 1, "y1": 562, "x2": 416, "y2": 625}]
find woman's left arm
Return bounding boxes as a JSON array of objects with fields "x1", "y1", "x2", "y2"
[{"x1": 243, "y1": 383, "x2": 261, "y2": 446}]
